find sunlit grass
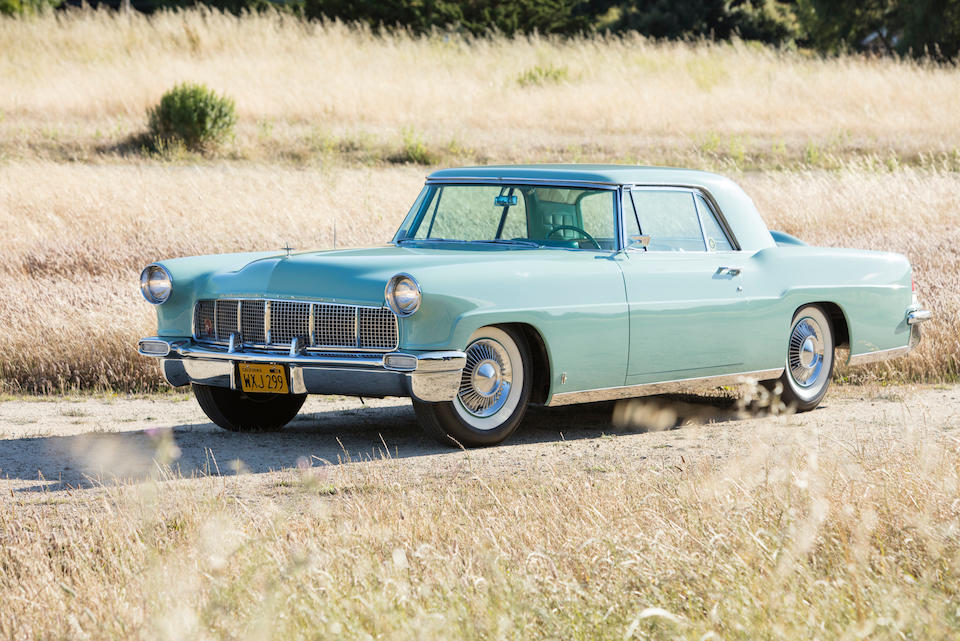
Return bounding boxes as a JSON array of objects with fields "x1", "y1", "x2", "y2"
[{"x1": 2, "y1": 9, "x2": 960, "y2": 168}]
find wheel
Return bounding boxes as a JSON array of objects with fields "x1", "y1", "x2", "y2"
[
  {"x1": 773, "y1": 305, "x2": 835, "y2": 412},
  {"x1": 413, "y1": 326, "x2": 532, "y2": 447},
  {"x1": 193, "y1": 384, "x2": 306, "y2": 432}
]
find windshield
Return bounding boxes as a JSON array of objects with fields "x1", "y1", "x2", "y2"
[{"x1": 393, "y1": 184, "x2": 617, "y2": 250}]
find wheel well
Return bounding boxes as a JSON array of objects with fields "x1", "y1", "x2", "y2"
[
  {"x1": 501, "y1": 323, "x2": 551, "y2": 405},
  {"x1": 799, "y1": 302, "x2": 850, "y2": 349}
]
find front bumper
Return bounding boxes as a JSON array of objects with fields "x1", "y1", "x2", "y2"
[{"x1": 137, "y1": 338, "x2": 466, "y2": 402}]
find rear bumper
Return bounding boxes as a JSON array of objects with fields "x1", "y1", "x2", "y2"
[
  {"x1": 848, "y1": 307, "x2": 931, "y2": 366},
  {"x1": 138, "y1": 338, "x2": 465, "y2": 402}
]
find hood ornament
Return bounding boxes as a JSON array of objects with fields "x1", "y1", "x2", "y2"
[{"x1": 281, "y1": 243, "x2": 294, "y2": 258}]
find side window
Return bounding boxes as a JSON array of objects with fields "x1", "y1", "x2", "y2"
[
  {"x1": 695, "y1": 194, "x2": 733, "y2": 251},
  {"x1": 577, "y1": 191, "x2": 616, "y2": 240},
  {"x1": 630, "y1": 190, "x2": 706, "y2": 252}
]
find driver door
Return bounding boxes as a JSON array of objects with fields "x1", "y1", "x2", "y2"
[{"x1": 618, "y1": 187, "x2": 750, "y2": 385}]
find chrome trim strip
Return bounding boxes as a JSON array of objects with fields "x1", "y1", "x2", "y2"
[
  {"x1": 907, "y1": 309, "x2": 932, "y2": 325},
  {"x1": 264, "y1": 300, "x2": 272, "y2": 345},
  {"x1": 848, "y1": 345, "x2": 912, "y2": 366},
  {"x1": 546, "y1": 368, "x2": 784, "y2": 407},
  {"x1": 142, "y1": 338, "x2": 466, "y2": 372},
  {"x1": 425, "y1": 177, "x2": 620, "y2": 188},
  {"x1": 353, "y1": 305, "x2": 360, "y2": 348}
]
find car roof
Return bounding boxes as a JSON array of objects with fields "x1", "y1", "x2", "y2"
[
  {"x1": 426, "y1": 164, "x2": 729, "y2": 188},
  {"x1": 425, "y1": 164, "x2": 776, "y2": 251}
]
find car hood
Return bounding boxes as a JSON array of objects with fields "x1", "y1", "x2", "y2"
[{"x1": 199, "y1": 244, "x2": 581, "y2": 305}]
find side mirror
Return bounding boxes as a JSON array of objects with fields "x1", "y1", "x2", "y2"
[{"x1": 627, "y1": 235, "x2": 651, "y2": 250}]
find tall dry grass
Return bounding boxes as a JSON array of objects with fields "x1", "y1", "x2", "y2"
[
  {"x1": 0, "y1": 162, "x2": 956, "y2": 392},
  {"x1": 2, "y1": 408, "x2": 958, "y2": 639},
  {"x1": 2, "y1": 9, "x2": 960, "y2": 167}
]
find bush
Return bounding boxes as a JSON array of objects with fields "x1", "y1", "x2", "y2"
[
  {"x1": 147, "y1": 83, "x2": 236, "y2": 151},
  {"x1": 1, "y1": 0, "x2": 61, "y2": 15}
]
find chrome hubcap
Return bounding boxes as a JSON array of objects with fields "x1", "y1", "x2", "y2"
[
  {"x1": 789, "y1": 318, "x2": 824, "y2": 388},
  {"x1": 472, "y1": 361, "x2": 501, "y2": 396},
  {"x1": 459, "y1": 339, "x2": 512, "y2": 417}
]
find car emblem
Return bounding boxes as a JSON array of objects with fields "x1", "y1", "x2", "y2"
[{"x1": 203, "y1": 318, "x2": 213, "y2": 335}]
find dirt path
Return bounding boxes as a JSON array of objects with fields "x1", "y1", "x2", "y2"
[{"x1": 1, "y1": 385, "x2": 958, "y2": 493}]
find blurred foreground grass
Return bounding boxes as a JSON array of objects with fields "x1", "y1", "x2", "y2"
[{"x1": 2, "y1": 400, "x2": 958, "y2": 640}]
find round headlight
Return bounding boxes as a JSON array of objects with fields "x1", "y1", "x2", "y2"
[
  {"x1": 140, "y1": 264, "x2": 172, "y2": 305},
  {"x1": 385, "y1": 273, "x2": 421, "y2": 316}
]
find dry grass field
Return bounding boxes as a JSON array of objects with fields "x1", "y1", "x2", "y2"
[
  {"x1": 2, "y1": 11, "x2": 960, "y2": 639},
  {"x1": 1, "y1": 10, "x2": 958, "y2": 392},
  {"x1": 3, "y1": 10, "x2": 960, "y2": 169},
  {"x1": 1, "y1": 163, "x2": 957, "y2": 392}
]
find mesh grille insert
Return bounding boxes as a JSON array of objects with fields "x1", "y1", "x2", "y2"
[
  {"x1": 215, "y1": 300, "x2": 239, "y2": 342},
  {"x1": 270, "y1": 301, "x2": 310, "y2": 346},
  {"x1": 315, "y1": 304, "x2": 358, "y2": 348},
  {"x1": 359, "y1": 307, "x2": 399, "y2": 349},
  {"x1": 240, "y1": 300, "x2": 266, "y2": 345}
]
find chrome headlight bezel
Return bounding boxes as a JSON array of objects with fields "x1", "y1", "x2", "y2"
[
  {"x1": 385, "y1": 273, "x2": 421, "y2": 317},
  {"x1": 140, "y1": 264, "x2": 173, "y2": 305}
]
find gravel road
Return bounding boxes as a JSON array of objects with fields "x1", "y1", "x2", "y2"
[{"x1": 1, "y1": 385, "x2": 958, "y2": 492}]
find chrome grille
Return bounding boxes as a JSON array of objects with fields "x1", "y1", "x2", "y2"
[
  {"x1": 315, "y1": 304, "x2": 356, "y2": 348},
  {"x1": 194, "y1": 298, "x2": 398, "y2": 351},
  {"x1": 215, "y1": 300, "x2": 239, "y2": 341},
  {"x1": 359, "y1": 307, "x2": 398, "y2": 349},
  {"x1": 195, "y1": 300, "x2": 215, "y2": 341},
  {"x1": 271, "y1": 301, "x2": 310, "y2": 346},
  {"x1": 241, "y1": 300, "x2": 266, "y2": 345}
]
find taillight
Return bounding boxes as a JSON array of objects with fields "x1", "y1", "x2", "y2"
[{"x1": 912, "y1": 277, "x2": 916, "y2": 292}]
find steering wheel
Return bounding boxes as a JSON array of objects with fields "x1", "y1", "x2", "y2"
[{"x1": 545, "y1": 224, "x2": 602, "y2": 249}]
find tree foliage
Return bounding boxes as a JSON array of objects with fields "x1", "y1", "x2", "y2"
[
  {"x1": 303, "y1": 0, "x2": 593, "y2": 36},
  {"x1": 797, "y1": 0, "x2": 960, "y2": 60}
]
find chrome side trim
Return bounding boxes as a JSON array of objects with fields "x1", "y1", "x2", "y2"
[
  {"x1": 848, "y1": 345, "x2": 912, "y2": 366},
  {"x1": 546, "y1": 368, "x2": 784, "y2": 407},
  {"x1": 907, "y1": 309, "x2": 932, "y2": 325},
  {"x1": 425, "y1": 177, "x2": 620, "y2": 188}
]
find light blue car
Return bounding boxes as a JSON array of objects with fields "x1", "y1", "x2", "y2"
[{"x1": 138, "y1": 165, "x2": 931, "y2": 446}]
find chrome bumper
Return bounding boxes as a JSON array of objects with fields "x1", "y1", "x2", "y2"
[
  {"x1": 137, "y1": 338, "x2": 466, "y2": 403},
  {"x1": 848, "y1": 307, "x2": 931, "y2": 366}
]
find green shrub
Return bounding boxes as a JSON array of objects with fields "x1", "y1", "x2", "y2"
[
  {"x1": 147, "y1": 83, "x2": 236, "y2": 151},
  {"x1": 394, "y1": 127, "x2": 435, "y2": 165},
  {"x1": 517, "y1": 63, "x2": 570, "y2": 87},
  {"x1": 0, "y1": 0, "x2": 61, "y2": 16}
]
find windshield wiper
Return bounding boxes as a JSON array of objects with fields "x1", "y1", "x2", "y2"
[
  {"x1": 478, "y1": 239, "x2": 541, "y2": 248},
  {"x1": 397, "y1": 237, "x2": 468, "y2": 244}
]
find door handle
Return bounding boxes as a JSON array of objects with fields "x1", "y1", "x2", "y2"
[{"x1": 717, "y1": 266, "x2": 742, "y2": 276}]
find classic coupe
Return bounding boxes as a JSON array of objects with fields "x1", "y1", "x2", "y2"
[{"x1": 138, "y1": 165, "x2": 931, "y2": 446}]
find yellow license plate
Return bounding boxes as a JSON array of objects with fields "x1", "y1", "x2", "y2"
[{"x1": 237, "y1": 363, "x2": 289, "y2": 394}]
